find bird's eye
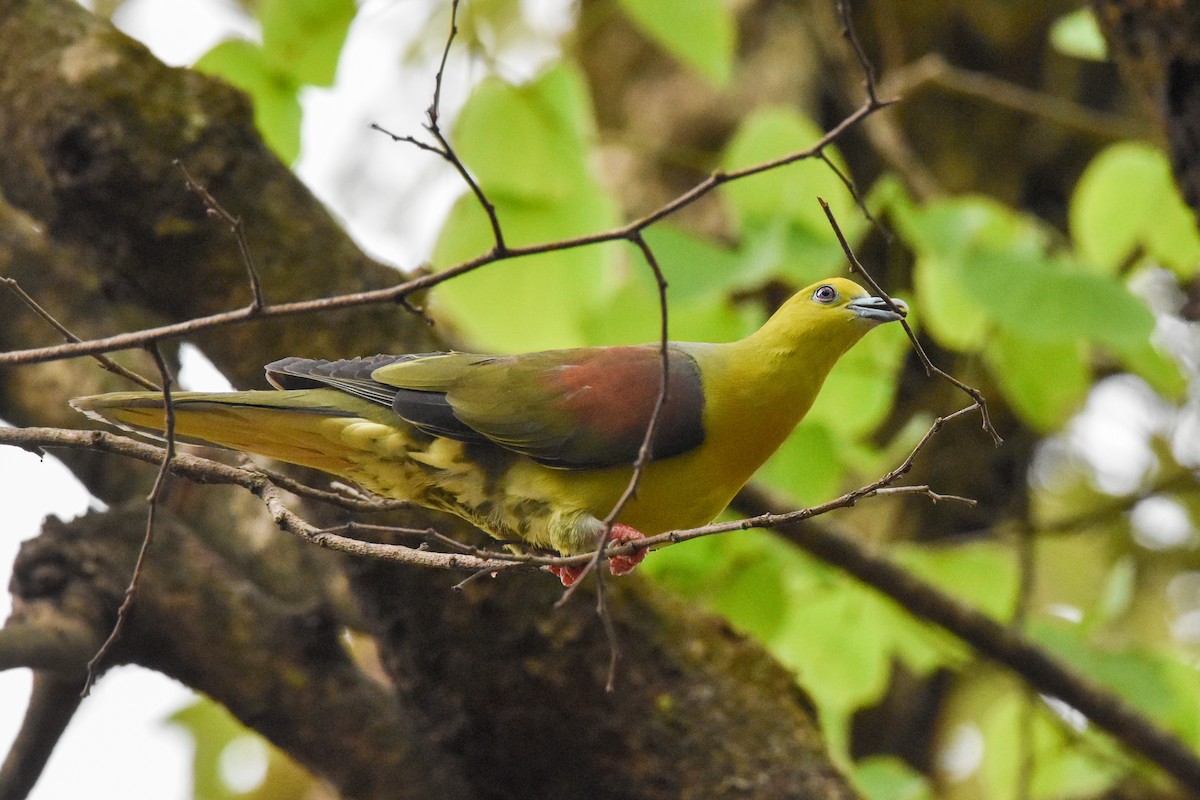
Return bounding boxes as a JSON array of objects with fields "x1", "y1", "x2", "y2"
[{"x1": 812, "y1": 284, "x2": 838, "y2": 304}]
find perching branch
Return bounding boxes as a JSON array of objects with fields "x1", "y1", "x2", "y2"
[{"x1": 10, "y1": 402, "x2": 1200, "y2": 792}]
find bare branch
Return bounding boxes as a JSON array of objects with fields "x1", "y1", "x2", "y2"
[
  {"x1": 371, "y1": 0, "x2": 506, "y2": 253},
  {"x1": 556, "y1": 233, "x2": 671, "y2": 601},
  {"x1": 834, "y1": 0, "x2": 887, "y2": 106},
  {"x1": 174, "y1": 159, "x2": 266, "y2": 311},
  {"x1": 881, "y1": 53, "x2": 1145, "y2": 142},
  {"x1": 0, "y1": 673, "x2": 85, "y2": 800},
  {"x1": 82, "y1": 344, "x2": 176, "y2": 695},
  {"x1": 0, "y1": 275, "x2": 158, "y2": 390},
  {"x1": 0, "y1": 93, "x2": 893, "y2": 370}
]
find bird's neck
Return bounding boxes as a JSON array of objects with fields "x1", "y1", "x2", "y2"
[
  {"x1": 736, "y1": 311, "x2": 855, "y2": 405},
  {"x1": 693, "y1": 322, "x2": 852, "y2": 483}
]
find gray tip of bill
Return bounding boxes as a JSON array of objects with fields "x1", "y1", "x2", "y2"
[{"x1": 849, "y1": 296, "x2": 907, "y2": 323}]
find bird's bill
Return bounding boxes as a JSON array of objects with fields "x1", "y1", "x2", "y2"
[{"x1": 848, "y1": 295, "x2": 908, "y2": 323}]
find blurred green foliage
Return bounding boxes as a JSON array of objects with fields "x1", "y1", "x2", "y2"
[
  {"x1": 195, "y1": 0, "x2": 355, "y2": 162},
  {"x1": 186, "y1": 0, "x2": 1200, "y2": 798},
  {"x1": 169, "y1": 699, "x2": 316, "y2": 800}
]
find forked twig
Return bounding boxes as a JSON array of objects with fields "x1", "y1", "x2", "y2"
[
  {"x1": 555, "y1": 232, "x2": 671, "y2": 606},
  {"x1": 1, "y1": 276, "x2": 158, "y2": 390},
  {"x1": 817, "y1": 196, "x2": 1002, "y2": 445},
  {"x1": 81, "y1": 344, "x2": 176, "y2": 695},
  {"x1": 174, "y1": 159, "x2": 266, "y2": 311}
]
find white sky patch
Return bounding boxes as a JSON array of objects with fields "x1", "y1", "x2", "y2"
[
  {"x1": 110, "y1": 0, "x2": 258, "y2": 65},
  {"x1": 1067, "y1": 375, "x2": 1170, "y2": 495},
  {"x1": 1130, "y1": 495, "x2": 1195, "y2": 551},
  {"x1": 937, "y1": 722, "x2": 984, "y2": 782},
  {"x1": 177, "y1": 343, "x2": 235, "y2": 392}
]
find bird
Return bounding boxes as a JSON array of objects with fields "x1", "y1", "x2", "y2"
[{"x1": 72, "y1": 277, "x2": 906, "y2": 585}]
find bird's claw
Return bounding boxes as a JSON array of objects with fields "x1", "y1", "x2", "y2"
[
  {"x1": 548, "y1": 523, "x2": 647, "y2": 585},
  {"x1": 607, "y1": 523, "x2": 647, "y2": 576}
]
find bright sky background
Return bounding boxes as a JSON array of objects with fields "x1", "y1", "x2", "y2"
[{"x1": 1, "y1": 1, "x2": 1192, "y2": 798}]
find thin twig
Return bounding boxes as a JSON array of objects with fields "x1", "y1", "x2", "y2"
[
  {"x1": 81, "y1": 344, "x2": 176, "y2": 695},
  {"x1": 0, "y1": 94, "x2": 891, "y2": 370},
  {"x1": 834, "y1": 0, "x2": 885, "y2": 106},
  {"x1": 881, "y1": 53, "x2": 1145, "y2": 142},
  {"x1": 556, "y1": 233, "x2": 671, "y2": 603},
  {"x1": 174, "y1": 160, "x2": 266, "y2": 311},
  {"x1": 451, "y1": 564, "x2": 511, "y2": 591},
  {"x1": 13, "y1": 414, "x2": 1200, "y2": 790},
  {"x1": 817, "y1": 195, "x2": 1003, "y2": 445},
  {"x1": 249, "y1": 463, "x2": 413, "y2": 512},
  {"x1": 596, "y1": 570, "x2": 620, "y2": 694},
  {"x1": 1, "y1": 276, "x2": 158, "y2": 390},
  {"x1": 813, "y1": 149, "x2": 892, "y2": 242},
  {"x1": 370, "y1": 0, "x2": 506, "y2": 253}
]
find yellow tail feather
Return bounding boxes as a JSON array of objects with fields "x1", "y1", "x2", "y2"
[{"x1": 71, "y1": 389, "x2": 397, "y2": 476}]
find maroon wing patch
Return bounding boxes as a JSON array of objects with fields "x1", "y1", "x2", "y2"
[{"x1": 538, "y1": 346, "x2": 705, "y2": 468}]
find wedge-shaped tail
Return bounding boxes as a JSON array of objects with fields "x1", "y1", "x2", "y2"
[{"x1": 71, "y1": 389, "x2": 406, "y2": 476}]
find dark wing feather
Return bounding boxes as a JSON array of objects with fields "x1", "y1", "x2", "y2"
[
  {"x1": 266, "y1": 347, "x2": 707, "y2": 470},
  {"x1": 373, "y1": 346, "x2": 706, "y2": 469},
  {"x1": 265, "y1": 354, "x2": 487, "y2": 443}
]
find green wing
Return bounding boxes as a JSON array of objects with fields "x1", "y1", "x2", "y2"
[{"x1": 267, "y1": 347, "x2": 706, "y2": 469}]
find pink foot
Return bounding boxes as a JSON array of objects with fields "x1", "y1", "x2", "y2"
[
  {"x1": 547, "y1": 523, "x2": 647, "y2": 586},
  {"x1": 607, "y1": 523, "x2": 647, "y2": 576},
  {"x1": 548, "y1": 563, "x2": 587, "y2": 586}
]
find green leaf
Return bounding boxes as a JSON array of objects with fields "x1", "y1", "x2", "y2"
[
  {"x1": 641, "y1": 530, "x2": 808, "y2": 645},
  {"x1": 911, "y1": 254, "x2": 990, "y2": 351},
  {"x1": 432, "y1": 64, "x2": 619, "y2": 351},
  {"x1": 1049, "y1": 8, "x2": 1108, "y2": 61},
  {"x1": 890, "y1": 196, "x2": 1042, "y2": 352},
  {"x1": 195, "y1": 40, "x2": 302, "y2": 163},
  {"x1": 1111, "y1": 337, "x2": 1187, "y2": 400},
  {"x1": 578, "y1": 225, "x2": 768, "y2": 346},
  {"x1": 894, "y1": 541, "x2": 1019, "y2": 623},
  {"x1": 616, "y1": 0, "x2": 735, "y2": 86},
  {"x1": 962, "y1": 252, "x2": 1155, "y2": 348},
  {"x1": 260, "y1": 0, "x2": 356, "y2": 86},
  {"x1": 806, "y1": 318, "x2": 909, "y2": 437},
  {"x1": 1071, "y1": 143, "x2": 1200, "y2": 277},
  {"x1": 452, "y1": 66, "x2": 596, "y2": 201},
  {"x1": 775, "y1": 544, "x2": 1017, "y2": 728},
  {"x1": 432, "y1": 194, "x2": 615, "y2": 351},
  {"x1": 853, "y1": 756, "x2": 933, "y2": 800},
  {"x1": 983, "y1": 329, "x2": 1091, "y2": 431},
  {"x1": 1032, "y1": 619, "x2": 1200, "y2": 746},
  {"x1": 890, "y1": 194, "x2": 1048, "y2": 260},
  {"x1": 756, "y1": 421, "x2": 842, "y2": 505},
  {"x1": 771, "y1": 577, "x2": 896, "y2": 715},
  {"x1": 722, "y1": 108, "x2": 866, "y2": 284},
  {"x1": 580, "y1": 272, "x2": 756, "y2": 346},
  {"x1": 640, "y1": 225, "x2": 748, "y2": 301}
]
